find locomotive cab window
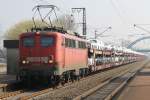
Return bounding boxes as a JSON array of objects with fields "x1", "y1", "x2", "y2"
[
  {"x1": 78, "y1": 41, "x2": 86, "y2": 49},
  {"x1": 22, "y1": 37, "x2": 34, "y2": 47},
  {"x1": 65, "y1": 38, "x2": 76, "y2": 48},
  {"x1": 41, "y1": 37, "x2": 54, "y2": 47}
]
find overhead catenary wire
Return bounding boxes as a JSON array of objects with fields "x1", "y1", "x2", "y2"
[
  {"x1": 109, "y1": 0, "x2": 127, "y2": 25},
  {"x1": 108, "y1": 0, "x2": 138, "y2": 41},
  {"x1": 109, "y1": 0, "x2": 136, "y2": 37}
]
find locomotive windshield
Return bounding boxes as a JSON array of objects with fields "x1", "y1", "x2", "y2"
[
  {"x1": 40, "y1": 37, "x2": 54, "y2": 47},
  {"x1": 22, "y1": 37, "x2": 34, "y2": 47}
]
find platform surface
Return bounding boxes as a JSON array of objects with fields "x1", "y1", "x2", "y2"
[
  {"x1": 117, "y1": 68, "x2": 150, "y2": 100},
  {"x1": 0, "y1": 63, "x2": 6, "y2": 74},
  {"x1": 0, "y1": 74, "x2": 16, "y2": 84}
]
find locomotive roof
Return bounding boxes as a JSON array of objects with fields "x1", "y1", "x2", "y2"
[
  {"x1": 20, "y1": 27, "x2": 87, "y2": 42},
  {"x1": 21, "y1": 27, "x2": 82, "y2": 37}
]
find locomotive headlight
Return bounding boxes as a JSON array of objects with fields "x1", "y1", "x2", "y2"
[
  {"x1": 48, "y1": 55, "x2": 53, "y2": 63},
  {"x1": 22, "y1": 60, "x2": 26, "y2": 64},
  {"x1": 49, "y1": 60, "x2": 53, "y2": 63},
  {"x1": 36, "y1": 32, "x2": 40, "y2": 35}
]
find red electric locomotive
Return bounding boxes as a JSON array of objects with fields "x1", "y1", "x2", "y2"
[{"x1": 18, "y1": 28, "x2": 88, "y2": 84}]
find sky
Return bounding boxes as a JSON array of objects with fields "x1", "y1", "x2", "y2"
[{"x1": 1, "y1": 0, "x2": 150, "y2": 47}]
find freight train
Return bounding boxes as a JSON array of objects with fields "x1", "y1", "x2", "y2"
[{"x1": 17, "y1": 27, "x2": 145, "y2": 85}]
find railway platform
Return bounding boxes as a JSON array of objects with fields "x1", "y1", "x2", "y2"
[
  {"x1": 116, "y1": 63, "x2": 150, "y2": 100},
  {"x1": 0, "y1": 63, "x2": 6, "y2": 74},
  {"x1": 0, "y1": 74, "x2": 16, "y2": 83},
  {"x1": 0, "y1": 74, "x2": 17, "y2": 92}
]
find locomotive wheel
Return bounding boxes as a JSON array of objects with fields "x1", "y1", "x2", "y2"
[
  {"x1": 49, "y1": 75, "x2": 61, "y2": 88},
  {"x1": 70, "y1": 70, "x2": 76, "y2": 82},
  {"x1": 60, "y1": 77, "x2": 65, "y2": 86},
  {"x1": 80, "y1": 68, "x2": 86, "y2": 77},
  {"x1": 55, "y1": 75, "x2": 60, "y2": 86}
]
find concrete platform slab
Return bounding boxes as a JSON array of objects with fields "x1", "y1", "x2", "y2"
[
  {"x1": 0, "y1": 74, "x2": 16, "y2": 84},
  {"x1": 140, "y1": 68, "x2": 150, "y2": 72},
  {"x1": 0, "y1": 63, "x2": 6, "y2": 74},
  {"x1": 0, "y1": 74, "x2": 18, "y2": 92},
  {"x1": 117, "y1": 69, "x2": 150, "y2": 100}
]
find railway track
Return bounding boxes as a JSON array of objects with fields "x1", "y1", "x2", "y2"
[
  {"x1": 0, "y1": 90, "x2": 23, "y2": 100},
  {"x1": 81, "y1": 69, "x2": 138, "y2": 100},
  {"x1": 77, "y1": 61, "x2": 150, "y2": 100},
  {"x1": 0, "y1": 60, "x2": 147, "y2": 100},
  {"x1": 13, "y1": 60, "x2": 147, "y2": 100}
]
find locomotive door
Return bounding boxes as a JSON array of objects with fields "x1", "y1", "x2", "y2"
[
  {"x1": 30, "y1": 35, "x2": 41, "y2": 63},
  {"x1": 33, "y1": 35, "x2": 41, "y2": 58},
  {"x1": 62, "y1": 37, "x2": 65, "y2": 68}
]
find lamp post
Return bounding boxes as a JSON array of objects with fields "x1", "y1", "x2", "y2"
[{"x1": 72, "y1": 8, "x2": 86, "y2": 38}]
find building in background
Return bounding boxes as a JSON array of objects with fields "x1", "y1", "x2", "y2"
[{"x1": 3, "y1": 40, "x2": 19, "y2": 75}]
